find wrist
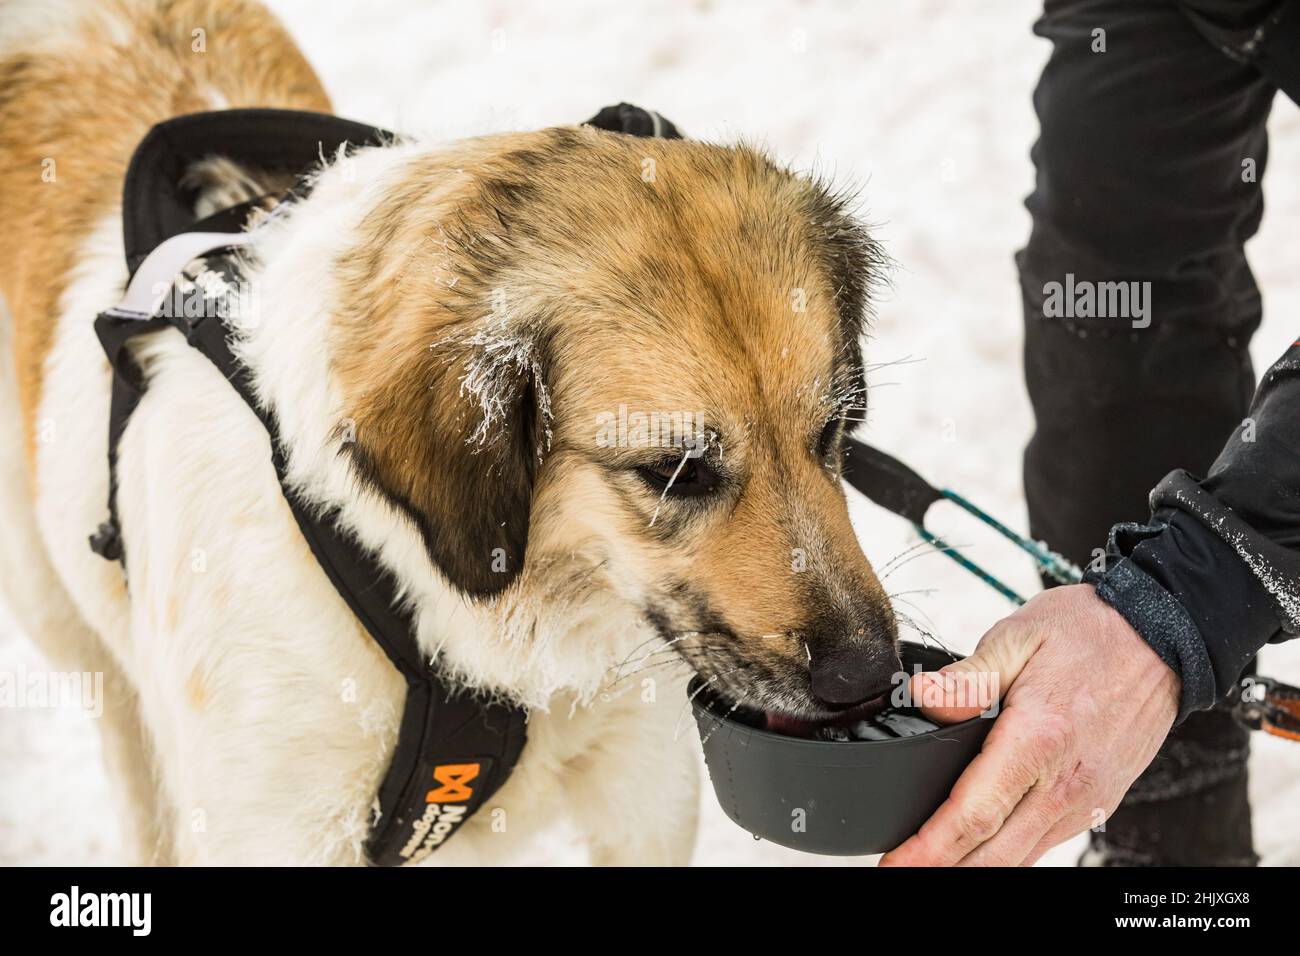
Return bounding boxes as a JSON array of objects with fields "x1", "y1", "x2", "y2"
[
  {"x1": 1089, "y1": 558, "x2": 1210, "y2": 722},
  {"x1": 1092, "y1": 585, "x2": 1181, "y2": 713}
]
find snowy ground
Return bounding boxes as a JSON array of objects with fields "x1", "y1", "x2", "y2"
[{"x1": 3, "y1": 0, "x2": 1299, "y2": 866}]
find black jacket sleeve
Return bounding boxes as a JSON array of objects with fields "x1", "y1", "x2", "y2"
[{"x1": 1083, "y1": 340, "x2": 1300, "y2": 722}]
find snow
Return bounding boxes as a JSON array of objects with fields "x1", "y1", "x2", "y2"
[{"x1": 3, "y1": 0, "x2": 1299, "y2": 866}]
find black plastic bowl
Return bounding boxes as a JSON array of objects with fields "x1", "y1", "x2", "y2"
[{"x1": 689, "y1": 641, "x2": 996, "y2": 856}]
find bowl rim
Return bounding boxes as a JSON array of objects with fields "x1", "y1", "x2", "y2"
[
  {"x1": 687, "y1": 638, "x2": 998, "y2": 748},
  {"x1": 689, "y1": 679, "x2": 995, "y2": 747}
]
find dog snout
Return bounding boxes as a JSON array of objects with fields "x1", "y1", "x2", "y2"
[{"x1": 805, "y1": 604, "x2": 901, "y2": 708}]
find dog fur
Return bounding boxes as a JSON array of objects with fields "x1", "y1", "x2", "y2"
[{"x1": 0, "y1": 0, "x2": 896, "y2": 865}]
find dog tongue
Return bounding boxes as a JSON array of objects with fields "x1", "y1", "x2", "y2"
[
  {"x1": 764, "y1": 695, "x2": 888, "y2": 738},
  {"x1": 764, "y1": 712, "x2": 821, "y2": 737}
]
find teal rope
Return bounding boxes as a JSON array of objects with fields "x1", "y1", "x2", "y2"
[
  {"x1": 912, "y1": 491, "x2": 1083, "y2": 606},
  {"x1": 914, "y1": 524, "x2": 1028, "y2": 605}
]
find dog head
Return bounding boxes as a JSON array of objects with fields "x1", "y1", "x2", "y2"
[{"x1": 332, "y1": 126, "x2": 898, "y2": 721}]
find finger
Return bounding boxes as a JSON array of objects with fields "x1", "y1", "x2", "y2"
[
  {"x1": 908, "y1": 670, "x2": 994, "y2": 725},
  {"x1": 954, "y1": 787, "x2": 1059, "y2": 867},
  {"x1": 1021, "y1": 813, "x2": 1100, "y2": 867},
  {"x1": 878, "y1": 711, "x2": 1039, "y2": 866},
  {"x1": 963, "y1": 768, "x2": 1103, "y2": 867},
  {"x1": 912, "y1": 621, "x2": 1042, "y2": 725}
]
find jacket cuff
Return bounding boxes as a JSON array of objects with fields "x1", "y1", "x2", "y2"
[
  {"x1": 1083, "y1": 486, "x2": 1288, "y2": 723},
  {"x1": 1086, "y1": 553, "x2": 1213, "y2": 723}
]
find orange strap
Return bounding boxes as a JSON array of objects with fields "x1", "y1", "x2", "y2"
[
  {"x1": 1232, "y1": 677, "x2": 1300, "y2": 742},
  {"x1": 1262, "y1": 688, "x2": 1300, "y2": 742}
]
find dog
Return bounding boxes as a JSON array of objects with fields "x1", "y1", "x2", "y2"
[{"x1": 0, "y1": 0, "x2": 899, "y2": 865}]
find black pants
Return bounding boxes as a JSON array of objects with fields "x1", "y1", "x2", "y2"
[{"x1": 1019, "y1": 0, "x2": 1298, "y2": 865}]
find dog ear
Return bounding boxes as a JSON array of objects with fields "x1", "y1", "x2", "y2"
[
  {"x1": 799, "y1": 176, "x2": 887, "y2": 435},
  {"x1": 340, "y1": 313, "x2": 549, "y2": 599}
]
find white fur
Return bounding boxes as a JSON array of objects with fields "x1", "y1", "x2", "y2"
[{"x1": 16, "y1": 145, "x2": 700, "y2": 865}]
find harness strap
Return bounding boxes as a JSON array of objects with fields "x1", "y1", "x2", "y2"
[
  {"x1": 95, "y1": 233, "x2": 528, "y2": 864},
  {"x1": 122, "y1": 108, "x2": 387, "y2": 276},
  {"x1": 1266, "y1": 695, "x2": 1300, "y2": 741},
  {"x1": 88, "y1": 226, "x2": 259, "y2": 564}
]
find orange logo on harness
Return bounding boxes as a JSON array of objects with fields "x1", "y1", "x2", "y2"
[{"x1": 425, "y1": 763, "x2": 480, "y2": 803}]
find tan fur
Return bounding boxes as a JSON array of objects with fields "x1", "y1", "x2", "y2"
[{"x1": 0, "y1": 0, "x2": 329, "y2": 470}]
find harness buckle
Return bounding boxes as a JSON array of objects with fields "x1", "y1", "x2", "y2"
[{"x1": 89, "y1": 519, "x2": 124, "y2": 562}]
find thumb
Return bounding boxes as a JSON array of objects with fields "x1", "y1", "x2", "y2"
[{"x1": 907, "y1": 621, "x2": 1041, "y2": 725}]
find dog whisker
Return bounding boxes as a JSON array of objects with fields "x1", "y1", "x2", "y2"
[
  {"x1": 878, "y1": 537, "x2": 940, "y2": 577},
  {"x1": 891, "y1": 603, "x2": 940, "y2": 643},
  {"x1": 673, "y1": 664, "x2": 749, "y2": 741},
  {"x1": 600, "y1": 656, "x2": 694, "y2": 695},
  {"x1": 891, "y1": 608, "x2": 953, "y2": 657},
  {"x1": 885, "y1": 588, "x2": 944, "y2": 638},
  {"x1": 880, "y1": 539, "x2": 972, "y2": 580},
  {"x1": 648, "y1": 447, "x2": 692, "y2": 528},
  {"x1": 600, "y1": 656, "x2": 694, "y2": 697},
  {"x1": 886, "y1": 587, "x2": 939, "y2": 600},
  {"x1": 699, "y1": 688, "x2": 752, "y2": 745},
  {"x1": 605, "y1": 631, "x2": 696, "y2": 681},
  {"x1": 863, "y1": 354, "x2": 925, "y2": 373}
]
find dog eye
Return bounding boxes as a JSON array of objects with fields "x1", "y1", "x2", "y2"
[{"x1": 635, "y1": 455, "x2": 720, "y2": 498}]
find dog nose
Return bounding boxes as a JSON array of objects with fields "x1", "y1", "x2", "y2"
[
  {"x1": 809, "y1": 643, "x2": 901, "y2": 707},
  {"x1": 805, "y1": 603, "x2": 901, "y2": 708}
]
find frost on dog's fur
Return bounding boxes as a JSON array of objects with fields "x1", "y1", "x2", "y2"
[{"x1": 440, "y1": 303, "x2": 554, "y2": 459}]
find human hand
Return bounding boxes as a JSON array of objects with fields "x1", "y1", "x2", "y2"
[{"x1": 878, "y1": 584, "x2": 1179, "y2": 866}]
